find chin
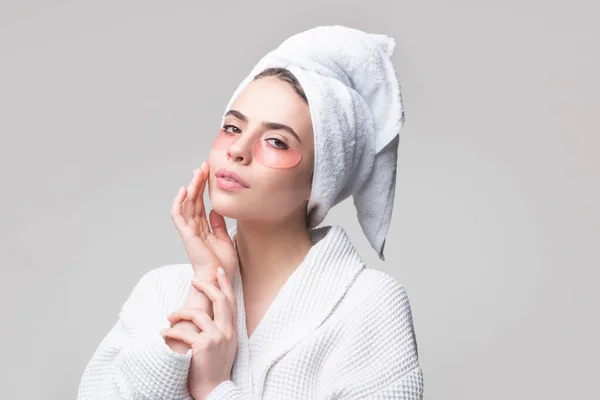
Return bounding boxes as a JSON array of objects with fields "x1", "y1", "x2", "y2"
[{"x1": 210, "y1": 194, "x2": 251, "y2": 220}]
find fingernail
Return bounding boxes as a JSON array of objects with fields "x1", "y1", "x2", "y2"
[
  {"x1": 217, "y1": 266, "x2": 225, "y2": 276},
  {"x1": 178, "y1": 186, "x2": 184, "y2": 194},
  {"x1": 201, "y1": 161, "x2": 207, "y2": 170},
  {"x1": 193, "y1": 168, "x2": 197, "y2": 176}
]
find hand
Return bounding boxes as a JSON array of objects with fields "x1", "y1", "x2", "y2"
[
  {"x1": 170, "y1": 161, "x2": 239, "y2": 281},
  {"x1": 163, "y1": 270, "x2": 239, "y2": 400}
]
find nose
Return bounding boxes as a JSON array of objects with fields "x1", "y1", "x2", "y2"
[{"x1": 226, "y1": 133, "x2": 254, "y2": 165}]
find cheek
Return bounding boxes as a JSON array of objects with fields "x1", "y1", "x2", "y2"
[
  {"x1": 207, "y1": 148, "x2": 227, "y2": 169},
  {"x1": 212, "y1": 131, "x2": 237, "y2": 150},
  {"x1": 207, "y1": 149, "x2": 219, "y2": 163},
  {"x1": 207, "y1": 151, "x2": 221, "y2": 188},
  {"x1": 258, "y1": 164, "x2": 312, "y2": 199}
]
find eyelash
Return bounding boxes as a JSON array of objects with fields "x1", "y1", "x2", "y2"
[{"x1": 222, "y1": 124, "x2": 289, "y2": 150}]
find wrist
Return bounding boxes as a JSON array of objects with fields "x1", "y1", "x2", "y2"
[
  {"x1": 192, "y1": 269, "x2": 218, "y2": 284},
  {"x1": 185, "y1": 281, "x2": 215, "y2": 318}
]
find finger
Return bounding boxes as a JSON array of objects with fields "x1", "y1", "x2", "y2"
[
  {"x1": 170, "y1": 186, "x2": 188, "y2": 230},
  {"x1": 216, "y1": 268, "x2": 238, "y2": 332},
  {"x1": 194, "y1": 162, "x2": 210, "y2": 234},
  {"x1": 209, "y1": 209, "x2": 231, "y2": 244},
  {"x1": 162, "y1": 326, "x2": 205, "y2": 347},
  {"x1": 167, "y1": 308, "x2": 221, "y2": 336},
  {"x1": 191, "y1": 280, "x2": 233, "y2": 334},
  {"x1": 215, "y1": 268, "x2": 236, "y2": 315},
  {"x1": 182, "y1": 167, "x2": 202, "y2": 221}
]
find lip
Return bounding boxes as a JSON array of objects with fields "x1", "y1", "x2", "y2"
[{"x1": 215, "y1": 168, "x2": 250, "y2": 189}]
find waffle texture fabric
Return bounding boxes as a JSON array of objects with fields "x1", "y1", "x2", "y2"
[{"x1": 76, "y1": 224, "x2": 423, "y2": 399}]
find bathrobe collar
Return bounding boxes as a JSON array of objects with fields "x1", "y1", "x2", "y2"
[{"x1": 227, "y1": 223, "x2": 366, "y2": 397}]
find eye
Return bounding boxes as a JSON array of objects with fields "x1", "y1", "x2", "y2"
[
  {"x1": 266, "y1": 138, "x2": 289, "y2": 150},
  {"x1": 222, "y1": 124, "x2": 240, "y2": 134}
]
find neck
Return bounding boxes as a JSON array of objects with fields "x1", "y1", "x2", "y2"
[{"x1": 234, "y1": 216, "x2": 314, "y2": 288}]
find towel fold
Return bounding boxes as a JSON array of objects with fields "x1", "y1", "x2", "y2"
[{"x1": 220, "y1": 25, "x2": 405, "y2": 261}]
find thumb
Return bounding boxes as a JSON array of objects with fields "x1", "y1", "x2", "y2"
[{"x1": 209, "y1": 209, "x2": 232, "y2": 243}]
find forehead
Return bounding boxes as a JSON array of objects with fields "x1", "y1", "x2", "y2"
[{"x1": 230, "y1": 77, "x2": 314, "y2": 141}]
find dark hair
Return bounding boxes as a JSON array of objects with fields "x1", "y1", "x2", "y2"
[{"x1": 253, "y1": 67, "x2": 309, "y2": 105}]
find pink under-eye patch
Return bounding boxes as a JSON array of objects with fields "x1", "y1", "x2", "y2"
[
  {"x1": 253, "y1": 140, "x2": 302, "y2": 168},
  {"x1": 212, "y1": 131, "x2": 238, "y2": 150},
  {"x1": 212, "y1": 131, "x2": 302, "y2": 169}
]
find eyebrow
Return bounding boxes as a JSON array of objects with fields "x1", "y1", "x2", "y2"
[{"x1": 224, "y1": 109, "x2": 302, "y2": 143}]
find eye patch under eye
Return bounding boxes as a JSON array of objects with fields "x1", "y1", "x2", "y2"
[{"x1": 212, "y1": 131, "x2": 302, "y2": 169}]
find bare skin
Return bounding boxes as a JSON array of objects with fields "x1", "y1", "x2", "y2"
[
  {"x1": 206, "y1": 76, "x2": 315, "y2": 337},
  {"x1": 166, "y1": 76, "x2": 315, "y2": 397},
  {"x1": 166, "y1": 162, "x2": 238, "y2": 355}
]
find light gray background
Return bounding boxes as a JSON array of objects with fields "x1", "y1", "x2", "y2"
[{"x1": 1, "y1": 1, "x2": 598, "y2": 399}]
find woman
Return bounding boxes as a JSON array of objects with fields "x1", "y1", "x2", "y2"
[{"x1": 77, "y1": 25, "x2": 423, "y2": 400}]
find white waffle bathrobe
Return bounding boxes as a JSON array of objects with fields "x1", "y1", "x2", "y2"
[{"x1": 76, "y1": 224, "x2": 424, "y2": 399}]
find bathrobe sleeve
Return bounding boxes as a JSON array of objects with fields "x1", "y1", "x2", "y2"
[
  {"x1": 205, "y1": 380, "x2": 259, "y2": 400},
  {"x1": 76, "y1": 268, "x2": 194, "y2": 400}
]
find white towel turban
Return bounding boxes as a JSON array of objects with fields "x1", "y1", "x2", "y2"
[{"x1": 220, "y1": 25, "x2": 404, "y2": 261}]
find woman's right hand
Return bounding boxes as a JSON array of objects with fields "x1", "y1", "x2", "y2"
[{"x1": 170, "y1": 161, "x2": 239, "y2": 283}]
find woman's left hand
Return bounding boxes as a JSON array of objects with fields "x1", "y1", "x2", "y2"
[{"x1": 163, "y1": 269, "x2": 239, "y2": 400}]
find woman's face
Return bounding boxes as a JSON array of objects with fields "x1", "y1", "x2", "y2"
[{"x1": 207, "y1": 76, "x2": 314, "y2": 225}]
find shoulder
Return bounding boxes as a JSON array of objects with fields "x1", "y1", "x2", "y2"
[
  {"x1": 354, "y1": 267, "x2": 407, "y2": 292},
  {"x1": 349, "y1": 267, "x2": 415, "y2": 319},
  {"x1": 148, "y1": 263, "x2": 194, "y2": 284},
  {"x1": 133, "y1": 263, "x2": 194, "y2": 288},
  {"x1": 322, "y1": 268, "x2": 420, "y2": 394},
  {"x1": 331, "y1": 267, "x2": 419, "y2": 345},
  {"x1": 119, "y1": 263, "x2": 194, "y2": 319}
]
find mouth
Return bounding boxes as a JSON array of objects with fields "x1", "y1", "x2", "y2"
[{"x1": 215, "y1": 168, "x2": 250, "y2": 190}]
